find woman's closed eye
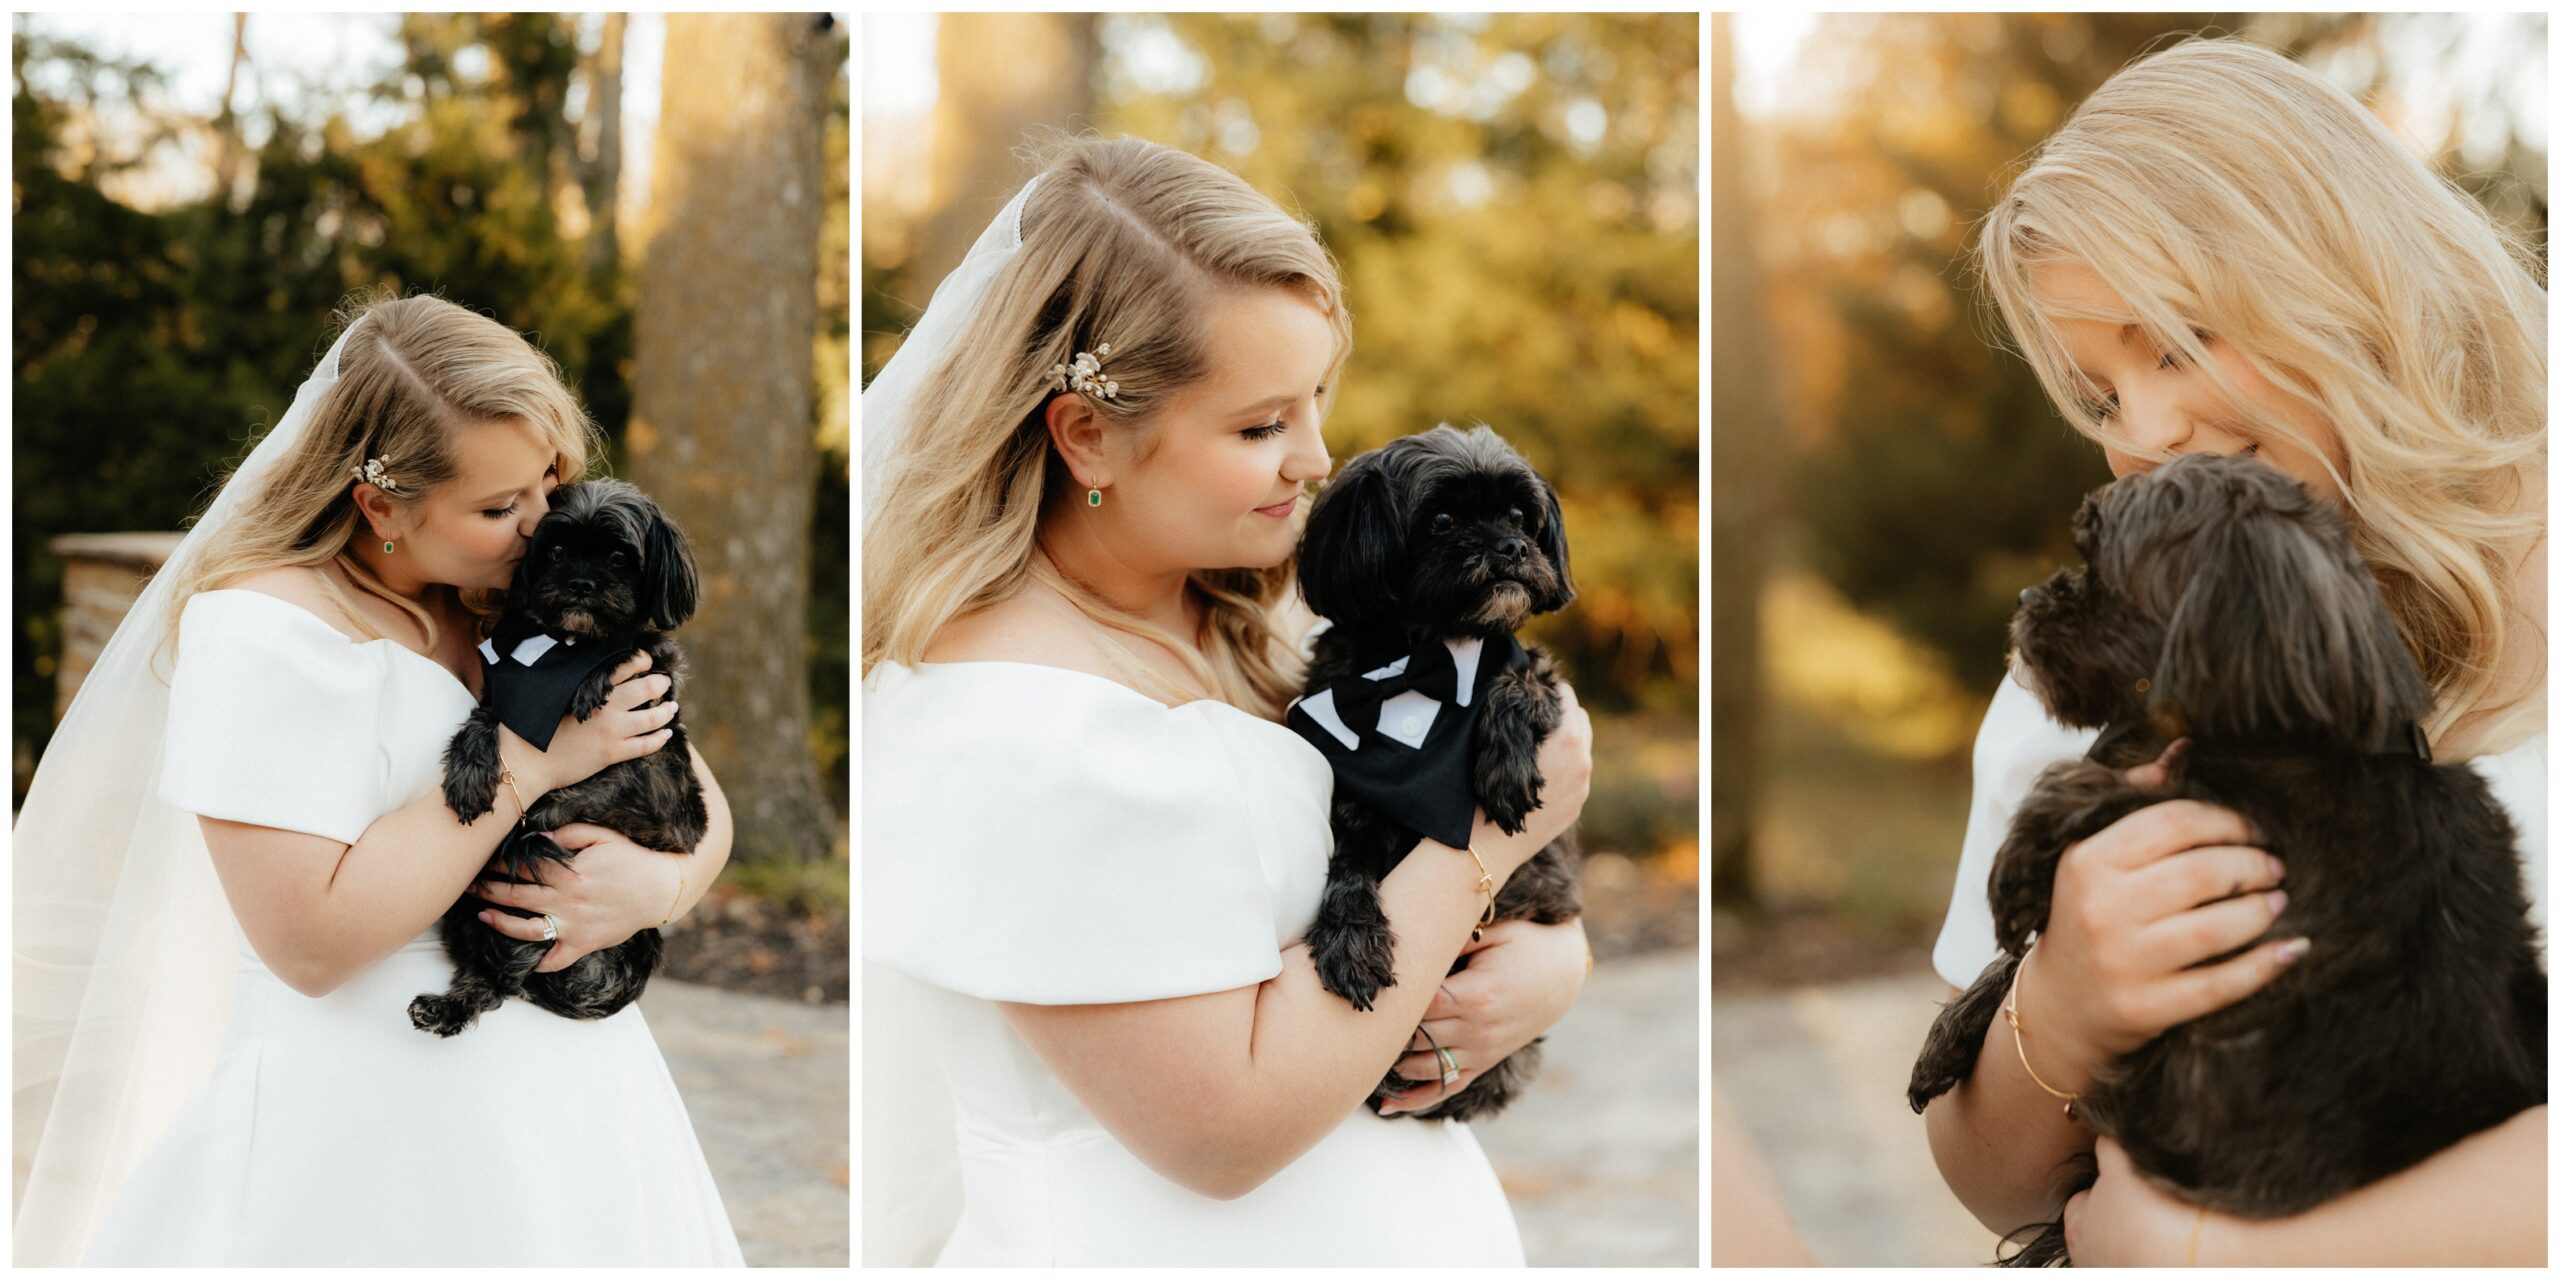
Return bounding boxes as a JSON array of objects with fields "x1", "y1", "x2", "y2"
[
  {"x1": 483, "y1": 500, "x2": 521, "y2": 519},
  {"x1": 1242, "y1": 420, "x2": 1287, "y2": 441}
]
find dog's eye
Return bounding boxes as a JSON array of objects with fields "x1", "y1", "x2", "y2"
[
  {"x1": 547, "y1": 545, "x2": 566, "y2": 562},
  {"x1": 1505, "y1": 507, "x2": 1526, "y2": 528},
  {"x1": 610, "y1": 550, "x2": 630, "y2": 567},
  {"x1": 1430, "y1": 513, "x2": 1455, "y2": 534}
]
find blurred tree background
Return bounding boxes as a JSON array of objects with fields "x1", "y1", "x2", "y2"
[
  {"x1": 863, "y1": 13, "x2": 1702, "y2": 955},
  {"x1": 15, "y1": 15, "x2": 852, "y2": 909},
  {"x1": 1711, "y1": 14, "x2": 2547, "y2": 985}
]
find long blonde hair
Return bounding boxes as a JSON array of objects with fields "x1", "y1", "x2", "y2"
[
  {"x1": 862, "y1": 133, "x2": 1353, "y2": 718},
  {"x1": 1977, "y1": 36, "x2": 2548, "y2": 742},
  {"x1": 163, "y1": 290, "x2": 605, "y2": 663}
]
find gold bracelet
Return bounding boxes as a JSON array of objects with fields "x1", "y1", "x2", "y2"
[
  {"x1": 659, "y1": 863, "x2": 686, "y2": 928},
  {"x1": 2185, "y1": 1204, "x2": 2207, "y2": 1266},
  {"x1": 498, "y1": 766, "x2": 530, "y2": 818},
  {"x1": 1459, "y1": 845, "x2": 1496, "y2": 942},
  {"x1": 2003, "y1": 941, "x2": 2082, "y2": 1120}
]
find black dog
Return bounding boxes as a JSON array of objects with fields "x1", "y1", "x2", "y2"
[
  {"x1": 1906, "y1": 454, "x2": 2544, "y2": 1265},
  {"x1": 1289, "y1": 423, "x2": 1584, "y2": 1122},
  {"x1": 410, "y1": 478, "x2": 708, "y2": 1036}
]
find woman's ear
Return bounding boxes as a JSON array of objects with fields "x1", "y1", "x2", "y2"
[
  {"x1": 351, "y1": 483, "x2": 407, "y2": 542},
  {"x1": 1043, "y1": 393, "x2": 1112, "y2": 490}
]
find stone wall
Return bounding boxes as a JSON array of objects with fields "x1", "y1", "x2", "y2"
[{"x1": 49, "y1": 532, "x2": 183, "y2": 722}]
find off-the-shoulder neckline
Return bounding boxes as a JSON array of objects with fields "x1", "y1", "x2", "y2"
[
  {"x1": 898, "y1": 658, "x2": 1255, "y2": 715},
  {"x1": 884, "y1": 659, "x2": 1333, "y2": 776},
  {"x1": 197, "y1": 588, "x2": 477, "y2": 700}
]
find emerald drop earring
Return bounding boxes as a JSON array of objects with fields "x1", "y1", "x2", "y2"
[
  {"x1": 1087, "y1": 488, "x2": 1103, "y2": 508},
  {"x1": 383, "y1": 539, "x2": 396, "y2": 554}
]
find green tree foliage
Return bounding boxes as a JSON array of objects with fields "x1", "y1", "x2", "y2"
[
  {"x1": 13, "y1": 18, "x2": 851, "y2": 807},
  {"x1": 1126, "y1": 14, "x2": 1700, "y2": 718}
]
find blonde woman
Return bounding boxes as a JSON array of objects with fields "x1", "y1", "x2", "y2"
[
  {"x1": 1922, "y1": 38, "x2": 2546, "y2": 1264},
  {"x1": 13, "y1": 293, "x2": 742, "y2": 1264},
  {"x1": 862, "y1": 134, "x2": 1596, "y2": 1265}
]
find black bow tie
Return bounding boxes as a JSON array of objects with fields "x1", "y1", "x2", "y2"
[{"x1": 1329, "y1": 641, "x2": 1462, "y2": 741}]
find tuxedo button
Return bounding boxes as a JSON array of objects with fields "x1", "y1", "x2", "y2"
[{"x1": 1400, "y1": 715, "x2": 1422, "y2": 735}]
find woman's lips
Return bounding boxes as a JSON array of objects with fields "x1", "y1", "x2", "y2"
[{"x1": 1254, "y1": 496, "x2": 1299, "y2": 519}]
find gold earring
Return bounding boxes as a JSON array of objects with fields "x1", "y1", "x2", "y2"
[
  {"x1": 1087, "y1": 487, "x2": 1103, "y2": 508},
  {"x1": 383, "y1": 539, "x2": 395, "y2": 554}
]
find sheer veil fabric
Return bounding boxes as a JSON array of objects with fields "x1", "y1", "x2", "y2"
[
  {"x1": 12, "y1": 324, "x2": 359, "y2": 1263},
  {"x1": 857, "y1": 173, "x2": 1046, "y2": 1264},
  {"x1": 859, "y1": 173, "x2": 1042, "y2": 535}
]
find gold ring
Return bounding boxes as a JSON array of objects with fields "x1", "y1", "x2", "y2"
[{"x1": 539, "y1": 912, "x2": 561, "y2": 944}]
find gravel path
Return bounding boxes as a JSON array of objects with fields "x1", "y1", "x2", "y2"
[
  {"x1": 640, "y1": 980, "x2": 849, "y2": 1267},
  {"x1": 1712, "y1": 965, "x2": 2005, "y2": 1265},
  {"x1": 1470, "y1": 946, "x2": 1701, "y2": 1266}
]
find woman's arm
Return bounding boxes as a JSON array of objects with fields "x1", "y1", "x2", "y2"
[
  {"x1": 2062, "y1": 1114, "x2": 2547, "y2": 1265},
  {"x1": 201, "y1": 658, "x2": 679, "y2": 997},
  {"x1": 479, "y1": 743, "x2": 737, "y2": 970},
  {"x1": 1002, "y1": 826, "x2": 1546, "y2": 1200},
  {"x1": 1001, "y1": 686, "x2": 1594, "y2": 1201}
]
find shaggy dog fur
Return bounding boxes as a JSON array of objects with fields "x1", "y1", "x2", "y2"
[
  {"x1": 1296, "y1": 424, "x2": 1585, "y2": 1122},
  {"x1": 1906, "y1": 454, "x2": 2544, "y2": 1265},
  {"x1": 411, "y1": 479, "x2": 707, "y2": 1036}
]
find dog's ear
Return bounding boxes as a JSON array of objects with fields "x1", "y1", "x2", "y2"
[
  {"x1": 1531, "y1": 468, "x2": 1574, "y2": 612},
  {"x1": 2151, "y1": 507, "x2": 2431, "y2": 747},
  {"x1": 642, "y1": 503, "x2": 701, "y2": 631},
  {"x1": 1297, "y1": 450, "x2": 1406, "y2": 625}
]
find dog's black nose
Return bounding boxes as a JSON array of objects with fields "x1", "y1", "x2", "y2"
[
  {"x1": 1496, "y1": 536, "x2": 1526, "y2": 561},
  {"x1": 567, "y1": 577, "x2": 595, "y2": 595}
]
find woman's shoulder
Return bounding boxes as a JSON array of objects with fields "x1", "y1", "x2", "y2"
[{"x1": 921, "y1": 590, "x2": 1128, "y2": 684}]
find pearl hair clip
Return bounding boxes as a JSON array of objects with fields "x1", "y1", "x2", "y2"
[
  {"x1": 354, "y1": 456, "x2": 403, "y2": 494},
  {"x1": 1051, "y1": 343, "x2": 1121, "y2": 401}
]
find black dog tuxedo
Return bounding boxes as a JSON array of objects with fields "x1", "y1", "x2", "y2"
[{"x1": 1288, "y1": 633, "x2": 1527, "y2": 852}]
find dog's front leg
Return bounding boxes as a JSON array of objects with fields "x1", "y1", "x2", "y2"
[
  {"x1": 1908, "y1": 950, "x2": 2019, "y2": 1113},
  {"x1": 1988, "y1": 759, "x2": 2170, "y2": 956},
  {"x1": 1472, "y1": 651, "x2": 1562, "y2": 836},
  {"x1": 1308, "y1": 812, "x2": 1402, "y2": 1012},
  {"x1": 440, "y1": 705, "x2": 507, "y2": 822}
]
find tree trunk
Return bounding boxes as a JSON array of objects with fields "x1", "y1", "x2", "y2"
[
  {"x1": 918, "y1": 13, "x2": 1096, "y2": 285},
  {"x1": 211, "y1": 14, "x2": 247, "y2": 212},
  {"x1": 629, "y1": 13, "x2": 844, "y2": 863},
  {"x1": 580, "y1": 12, "x2": 626, "y2": 275},
  {"x1": 1709, "y1": 16, "x2": 1769, "y2": 911}
]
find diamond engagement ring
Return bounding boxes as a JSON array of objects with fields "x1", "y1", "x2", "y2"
[
  {"x1": 539, "y1": 913, "x2": 561, "y2": 944},
  {"x1": 1436, "y1": 1046, "x2": 1460, "y2": 1088}
]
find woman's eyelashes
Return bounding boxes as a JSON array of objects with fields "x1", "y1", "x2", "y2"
[{"x1": 1242, "y1": 421, "x2": 1287, "y2": 441}]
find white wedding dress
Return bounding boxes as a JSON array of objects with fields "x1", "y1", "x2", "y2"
[
  {"x1": 863, "y1": 659, "x2": 1525, "y2": 1266},
  {"x1": 78, "y1": 589, "x2": 742, "y2": 1265}
]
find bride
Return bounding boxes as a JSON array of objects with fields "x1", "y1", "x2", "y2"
[
  {"x1": 862, "y1": 133, "x2": 1597, "y2": 1265},
  {"x1": 14, "y1": 291, "x2": 744, "y2": 1264}
]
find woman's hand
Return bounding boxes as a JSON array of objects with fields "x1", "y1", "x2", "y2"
[
  {"x1": 1379, "y1": 916, "x2": 1588, "y2": 1115},
  {"x1": 2021, "y1": 747, "x2": 2299, "y2": 1086},
  {"x1": 1473, "y1": 681, "x2": 1594, "y2": 880},
  {"x1": 501, "y1": 651, "x2": 679, "y2": 796},
  {"x1": 471, "y1": 822, "x2": 688, "y2": 971},
  {"x1": 2062, "y1": 1135, "x2": 2204, "y2": 1265}
]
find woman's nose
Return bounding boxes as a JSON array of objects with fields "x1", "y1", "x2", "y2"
[
  {"x1": 2110, "y1": 392, "x2": 2192, "y2": 458},
  {"x1": 1287, "y1": 424, "x2": 1330, "y2": 483}
]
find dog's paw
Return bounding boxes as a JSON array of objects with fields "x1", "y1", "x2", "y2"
[
  {"x1": 407, "y1": 993, "x2": 476, "y2": 1038},
  {"x1": 1314, "y1": 936, "x2": 1397, "y2": 1012},
  {"x1": 1481, "y1": 774, "x2": 1544, "y2": 837}
]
